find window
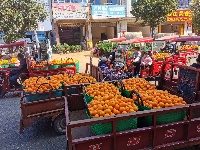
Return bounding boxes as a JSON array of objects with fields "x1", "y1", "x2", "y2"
[
  {"x1": 177, "y1": 0, "x2": 191, "y2": 8},
  {"x1": 54, "y1": 0, "x2": 65, "y2": 3}
]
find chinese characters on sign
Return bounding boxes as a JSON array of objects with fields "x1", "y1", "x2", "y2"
[
  {"x1": 127, "y1": 136, "x2": 141, "y2": 146},
  {"x1": 165, "y1": 129, "x2": 176, "y2": 138},
  {"x1": 167, "y1": 10, "x2": 192, "y2": 22},
  {"x1": 89, "y1": 143, "x2": 102, "y2": 150},
  {"x1": 52, "y1": 3, "x2": 89, "y2": 20},
  {"x1": 92, "y1": 5, "x2": 125, "y2": 19}
]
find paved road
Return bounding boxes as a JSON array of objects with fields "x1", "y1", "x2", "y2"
[
  {"x1": 0, "y1": 97, "x2": 67, "y2": 150},
  {"x1": 0, "y1": 52, "x2": 198, "y2": 150}
]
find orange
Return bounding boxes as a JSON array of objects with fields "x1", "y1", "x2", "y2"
[
  {"x1": 94, "y1": 114, "x2": 99, "y2": 118},
  {"x1": 104, "y1": 113, "x2": 110, "y2": 117},
  {"x1": 119, "y1": 107, "x2": 125, "y2": 112},
  {"x1": 114, "y1": 104, "x2": 120, "y2": 110},
  {"x1": 105, "y1": 109, "x2": 111, "y2": 115},
  {"x1": 122, "y1": 111, "x2": 127, "y2": 114}
]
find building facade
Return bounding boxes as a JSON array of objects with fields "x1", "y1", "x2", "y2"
[
  {"x1": 37, "y1": 0, "x2": 52, "y2": 31},
  {"x1": 52, "y1": 0, "x2": 196, "y2": 46}
]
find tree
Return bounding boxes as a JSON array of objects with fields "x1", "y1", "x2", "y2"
[
  {"x1": 131, "y1": 0, "x2": 178, "y2": 38},
  {"x1": 0, "y1": 0, "x2": 47, "y2": 43},
  {"x1": 190, "y1": 0, "x2": 200, "y2": 35}
]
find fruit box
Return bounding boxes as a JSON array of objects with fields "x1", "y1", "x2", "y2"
[
  {"x1": 85, "y1": 100, "x2": 137, "y2": 135},
  {"x1": 83, "y1": 92, "x2": 94, "y2": 104},
  {"x1": 62, "y1": 62, "x2": 79, "y2": 73},
  {"x1": 23, "y1": 90, "x2": 62, "y2": 102}
]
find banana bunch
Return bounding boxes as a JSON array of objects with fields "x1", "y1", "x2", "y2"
[
  {"x1": 153, "y1": 53, "x2": 171, "y2": 59},
  {"x1": 62, "y1": 58, "x2": 79, "y2": 64},
  {"x1": 10, "y1": 58, "x2": 18, "y2": 64},
  {"x1": 0, "y1": 60, "x2": 9, "y2": 65},
  {"x1": 178, "y1": 45, "x2": 198, "y2": 51},
  {"x1": 49, "y1": 59, "x2": 62, "y2": 65}
]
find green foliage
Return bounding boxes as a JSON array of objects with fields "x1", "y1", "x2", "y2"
[
  {"x1": 131, "y1": 0, "x2": 178, "y2": 37},
  {"x1": 0, "y1": 0, "x2": 47, "y2": 43},
  {"x1": 97, "y1": 42, "x2": 118, "y2": 54},
  {"x1": 128, "y1": 44, "x2": 135, "y2": 50},
  {"x1": 190, "y1": 1, "x2": 200, "y2": 35},
  {"x1": 52, "y1": 44, "x2": 82, "y2": 53}
]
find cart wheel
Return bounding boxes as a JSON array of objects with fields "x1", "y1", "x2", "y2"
[
  {"x1": 0, "y1": 86, "x2": 6, "y2": 98},
  {"x1": 54, "y1": 114, "x2": 66, "y2": 135}
]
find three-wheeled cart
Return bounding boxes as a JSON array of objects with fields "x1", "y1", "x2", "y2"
[{"x1": 65, "y1": 62, "x2": 200, "y2": 150}]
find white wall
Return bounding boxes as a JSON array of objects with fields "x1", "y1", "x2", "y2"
[
  {"x1": 128, "y1": 26, "x2": 150, "y2": 37},
  {"x1": 117, "y1": 20, "x2": 127, "y2": 37},
  {"x1": 184, "y1": 22, "x2": 192, "y2": 35},
  {"x1": 92, "y1": 27, "x2": 114, "y2": 45},
  {"x1": 122, "y1": 0, "x2": 132, "y2": 18},
  {"x1": 37, "y1": 0, "x2": 52, "y2": 31}
]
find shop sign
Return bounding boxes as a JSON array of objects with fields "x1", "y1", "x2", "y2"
[
  {"x1": 52, "y1": 3, "x2": 89, "y2": 20},
  {"x1": 91, "y1": 5, "x2": 125, "y2": 19},
  {"x1": 91, "y1": 22, "x2": 116, "y2": 27},
  {"x1": 167, "y1": 9, "x2": 192, "y2": 22}
]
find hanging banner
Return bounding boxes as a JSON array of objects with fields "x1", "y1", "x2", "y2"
[
  {"x1": 167, "y1": 9, "x2": 192, "y2": 22},
  {"x1": 91, "y1": 5, "x2": 126, "y2": 19},
  {"x1": 52, "y1": 3, "x2": 89, "y2": 20}
]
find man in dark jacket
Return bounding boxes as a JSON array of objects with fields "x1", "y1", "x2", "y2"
[
  {"x1": 191, "y1": 54, "x2": 200, "y2": 69},
  {"x1": 9, "y1": 53, "x2": 28, "y2": 86}
]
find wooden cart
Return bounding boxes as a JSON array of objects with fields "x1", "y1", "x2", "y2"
[
  {"x1": 20, "y1": 94, "x2": 66, "y2": 135},
  {"x1": 65, "y1": 63, "x2": 200, "y2": 150}
]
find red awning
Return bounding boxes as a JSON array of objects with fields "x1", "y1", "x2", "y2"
[
  {"x1": 108, "y1": 37, "x2": 126, "y2": 42},
  {"x1": 174, "y1": 36, "x2": 200, "y2": 42},
  {"x1": 0, "y1": 41, "x2": 27, "y2": 48},
  {"x1": 130, "y1": 39, "x2": 141, "y2": 44},
  {"x1": 142, "y1": 37, "x2": 154, "y2": 42}
]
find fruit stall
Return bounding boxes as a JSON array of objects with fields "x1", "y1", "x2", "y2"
[
  {"x1": 0, "y1": 57, "x2": 79, "y2": 97},
  {"x1": 30, "y1": 58, "x2": 80, "y2": 73},
  {"x1": 173, "y1": 36, "x2": 200, "y2": 57},
  {"x1": 20, "y1": 73, "x2": 97, "y2": 134},
  {"x1": 0, "y1": 58, "x2": 19, "y2": 68},
  {"x1": 65, "y1": 63, "x2": 200, "y2": 150}
]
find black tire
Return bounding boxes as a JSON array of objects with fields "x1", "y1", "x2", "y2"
[
  {"x1": 0, "y1": 86, "x2": 6, "y2": 98},
  {"x1": 53, "y1": 114, "x2": 66, "y2": 135}
]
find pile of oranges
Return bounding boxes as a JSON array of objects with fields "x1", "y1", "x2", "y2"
[
  {"x1": 88, "y1": 95, "x2": 138, "y2": 118},
  {"x1": 31, "y1": 61, "x2": 47, "y2": 68},
  {"x1": 85, "y1": 82, "x2": 138, "y2": 118},
  {"x1": 23, "y1": 77, "x2": 62, "y2": 93},
  {"x1": 23, "y1": 73, "x2": 96, "y2": 93},
  {"x1": 132, "y1": 90, "x2": 186, "y2": 109},
  {"x1": 122, "y1": 78, "x2": 156, "y2": 92},
  {"x1": 63, "y1": 73, "x2": 96, "y2": 85},
  {"x1": 85, "y1": 82, "x2": 120, "y2": 97}
]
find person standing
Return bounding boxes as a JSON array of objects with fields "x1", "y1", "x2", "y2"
[
  {"x1": 33, "y1": 32, "x2": 40, "y2": 61},
  {"x1": 128, "y1": 47, "x2": 142, "y2": 77}
]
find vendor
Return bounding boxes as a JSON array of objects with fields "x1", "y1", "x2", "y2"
[
  {"x1": 9, "y1": 53, "x2": 28, "y2": 87},
  {"x1": 140, "y1": 52, "x2": 152, "y2": 69},
  {"x1": 191, "y1": 54, "x2": 200, "y2": 69},
  {"x1": 98, "y1": 56, "x2": 108, "y2": 68},
  {"x1": 109, "y1": 47, "x2": 117, "y2": 65},
  {"x1": 128, "y1": 47, "x2": 142, "y2": 77}
]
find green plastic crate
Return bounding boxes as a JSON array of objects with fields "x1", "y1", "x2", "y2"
[
  {"x1": 24, "y1": 90, "x2": 62, "y2": 102},
  {"x1": 137, "y1": 103, "x2": 186, "y2": 127},
  {"x1": 87, "y1": 112, "x2": 137, "y2": 135},
  {"x1": 1, "y1": 64, "x2": 9, "y2": 68},
  {"x1": 62, "y1": 62, "x2": 79, "y2": 72},
  {"x1": 121, "y1": 89, "x2": 131, "y2": 98},
  {"x1": 83, "y1": 92, "x2": 94, "y2": 104},
  {"x1": 49, "y1": 65, "x2": 60, "y2": 69},
  {"x1": 10, "y1": 64, "x2": 15, "y2": 67}
]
